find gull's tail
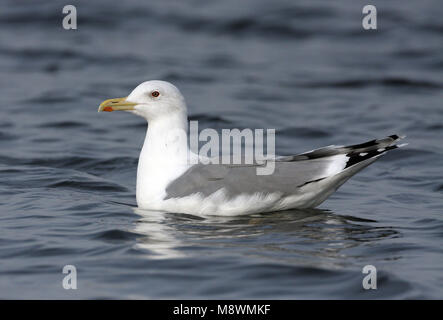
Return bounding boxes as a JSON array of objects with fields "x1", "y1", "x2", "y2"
[
  {"x1": 291, "y1": 134, "x2": 407, "y2": 208},
  {"x1": 279, "y1": 134, "x2": 407, "y2": 189},
  {"x1": 283, "y1": 134, "x2": 407, "y2": 167}
]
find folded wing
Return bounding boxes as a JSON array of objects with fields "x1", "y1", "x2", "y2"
[{"x1": 164, "y1": 135, "x2": 405, "y2": 200}]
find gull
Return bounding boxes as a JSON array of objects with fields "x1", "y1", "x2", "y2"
[{"x1": 98, "y1": 80, "x2": 405, "y2": 216}]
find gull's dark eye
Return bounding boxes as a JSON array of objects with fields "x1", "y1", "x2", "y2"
[{"x1": 151, "y1": 90, "x2": 160, "y2": 98}]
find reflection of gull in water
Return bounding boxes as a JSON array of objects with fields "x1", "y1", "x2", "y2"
[
  {"x1": 132, "y1": 208, "x2": 186, "y2": 259},
  {"x1": 198, "y1": 209, "x2": 399, "y2": 269},
  {"x1": 130, "y1": 207, "x2": 399, "y2": 268}
]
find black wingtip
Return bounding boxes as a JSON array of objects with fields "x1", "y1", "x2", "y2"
[
  {"x1": 344, "y1": 136, "x2": 406, "y2": 169},
  {"x1": 388, "y1": 134, "x2": 406, "y2": 141}
]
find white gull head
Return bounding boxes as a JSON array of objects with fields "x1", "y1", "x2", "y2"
[
  {"x1": 98, "y1": 80, "x2": 187, "y2": 123},
  {"x1": 126, "y1": 80, "x2": 187, "y2": 121}
]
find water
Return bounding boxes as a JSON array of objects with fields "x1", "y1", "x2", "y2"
[{"x1": 0, "y1": 0, "x2": 442, "y2": 299}]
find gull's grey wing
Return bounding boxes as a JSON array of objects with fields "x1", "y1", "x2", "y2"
[
  {"x1": 164, "y1": 135, "x2": 405, "y2": 199},
  {"x1": 165, "y1": 158, "x2": 335, "y2": 199}
]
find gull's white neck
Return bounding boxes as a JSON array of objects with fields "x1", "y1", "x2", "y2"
[{"x1": 136, "y1": 111, "x2": 191, "y2": 207}]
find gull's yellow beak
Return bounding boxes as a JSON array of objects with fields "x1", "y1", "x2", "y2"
[{"x1": 98, "y1": 97, "x2": 137, "y2": 112}]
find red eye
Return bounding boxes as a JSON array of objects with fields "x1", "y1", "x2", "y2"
[{"x1": 151, "y1": 91, "x2": 160, "y2": 98}]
